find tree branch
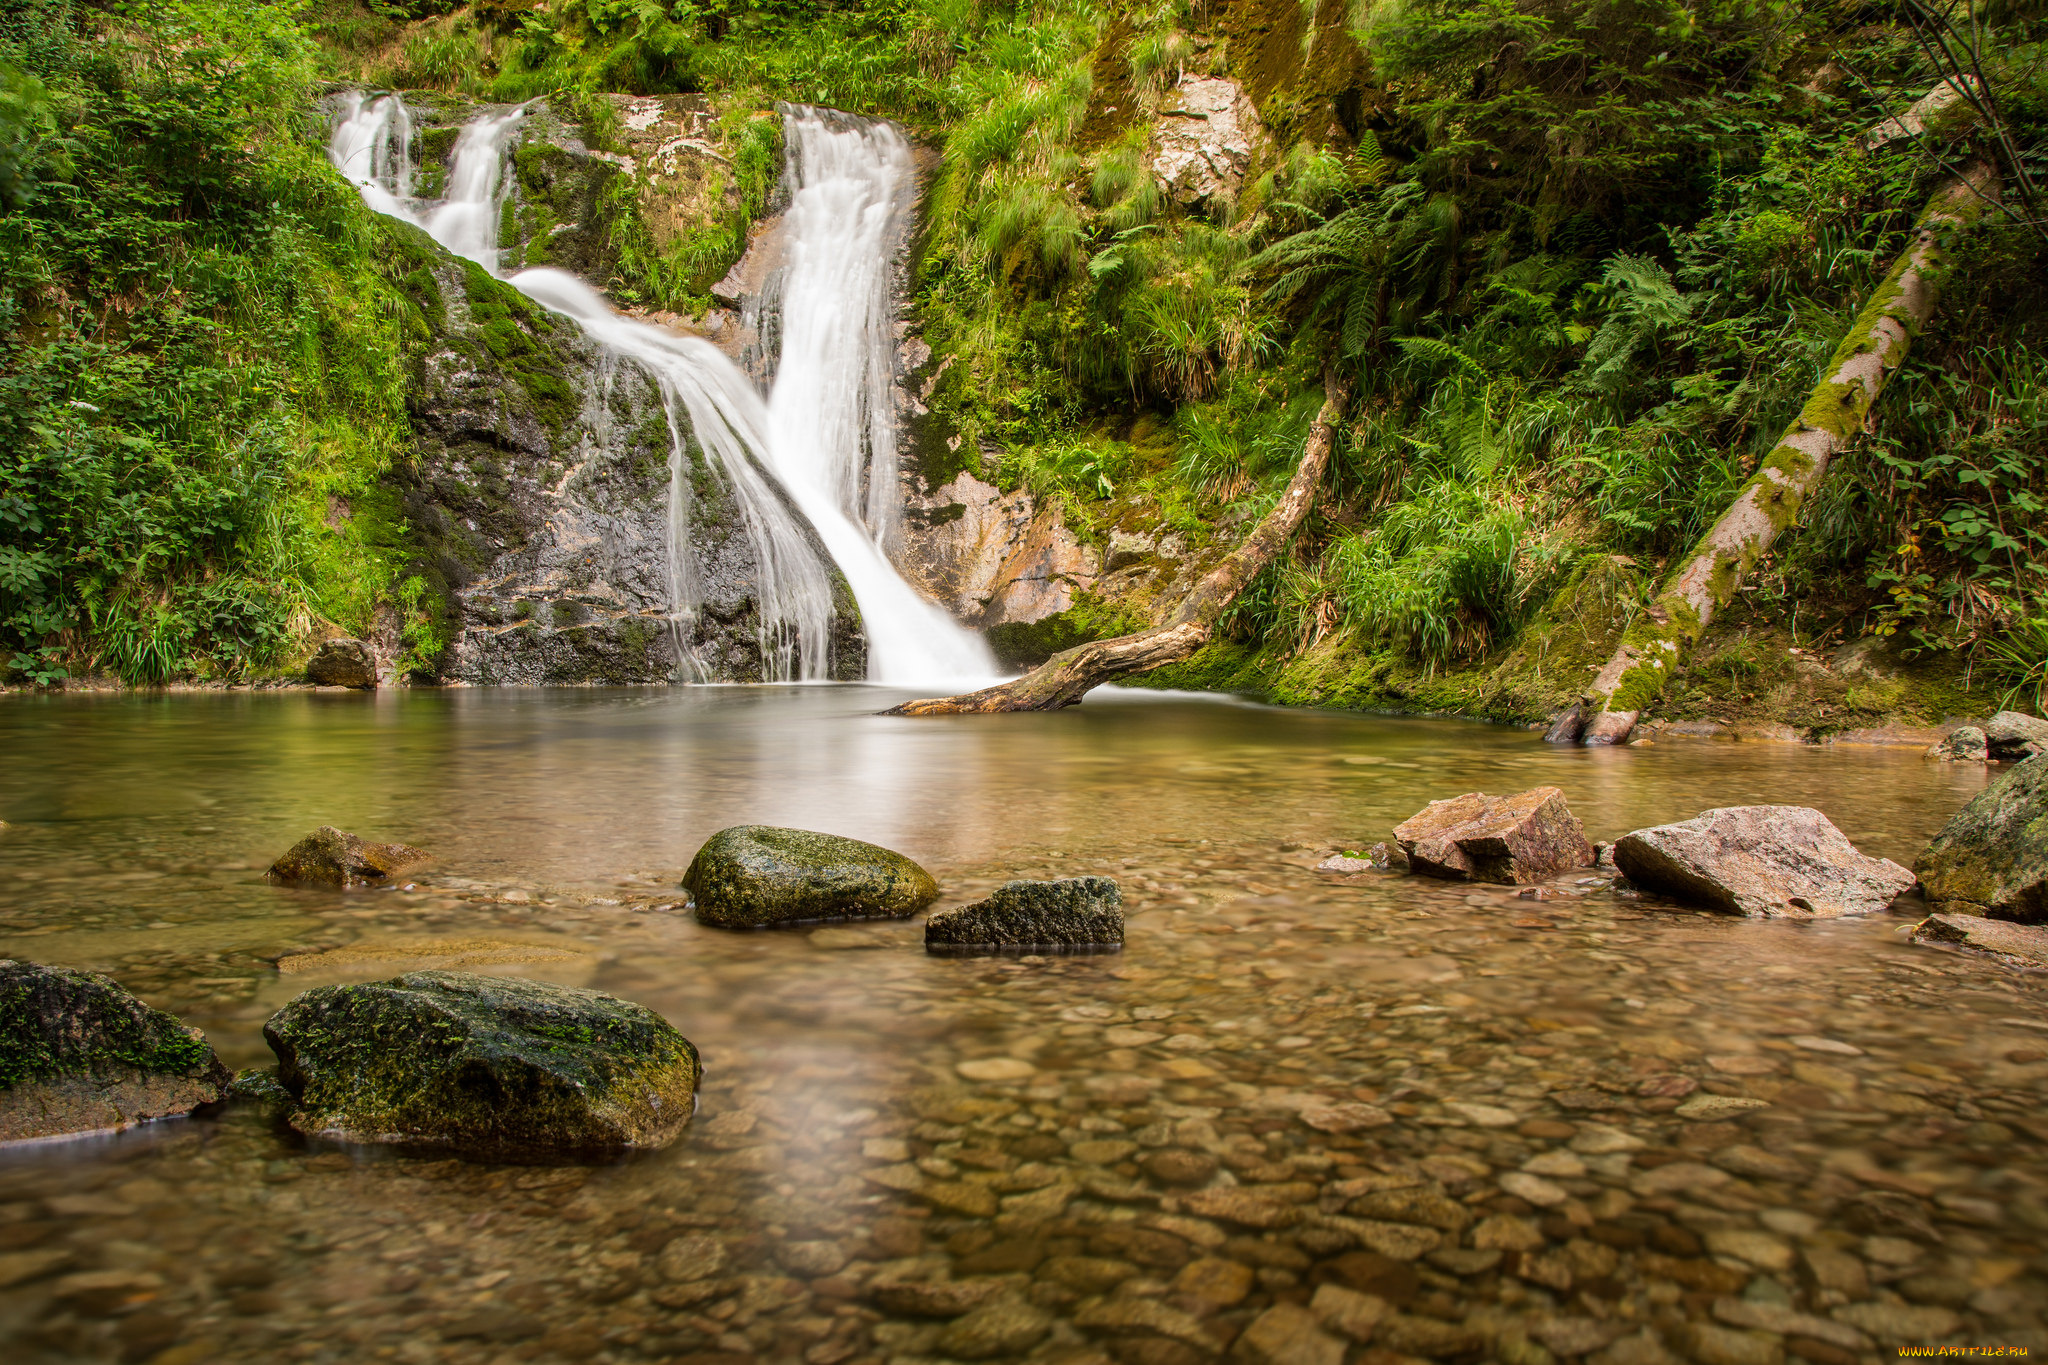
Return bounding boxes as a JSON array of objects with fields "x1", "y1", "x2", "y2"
[{"x1": 885, "y1": 367, "x2": 1354, "y2": 715}]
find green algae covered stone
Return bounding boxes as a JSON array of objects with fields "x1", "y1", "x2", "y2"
[
  {"x1": 1915, "y1": 752, "x2": 2048, "y2": 922},
  {"x1": 683, "y1": 825, "x2": 938, "y2": 929},
  {"x1": 262, "y1": 970, "x2": 700, "y2": 1159},
  {"x1": 1, "y1": 959, "x2": 229, "y2": 1144},
  {"x1": 925, "y1": 878, "x2": 1124, "y2": 954}
]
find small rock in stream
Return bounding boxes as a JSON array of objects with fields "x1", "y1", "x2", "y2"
[
  {"x1": 267, "y1": 826, "x2": 427, "y2": 889},
  {"x1": 1910, "y1": 913, "x2": 2048, "y2": 968},
  {"x1": 1393, "y1": 786, "x2": 1594, "y2": 884},
  {"x1": 262, "y1": 970, "x2": 700, "y2": 1158},
  {"x1": 1317, "y1": 842, "x2": 1399, "y2": 873},
  {"x1": 1985, "y1": 710, "x2": 2048, "y2": 761},
  {"x1": 1914, "y1": 752, "x2": 2048, "y2": 921},
  {"x1": 925, "y1": 877, "x2": 1123, "y2": 953},
  {"x1": 682, "y1": 825, "x2": 938, "y2": 928},
  {"x1": 1613, "y1": 805, "x2": 1912, "y2": 918},
  {"x1": 1926, "y1": 725, "x2": 1989, "y2": 762},
  {"x1": 1, "y1": 959, "x2": 230, "y2": 1143}
]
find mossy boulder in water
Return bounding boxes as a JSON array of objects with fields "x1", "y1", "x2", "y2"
[
  {"x1": 0, "y1": 960, "x2": 229, "y2": 1144},
  {"x1": 262, "y1": 970, "x2": 700, "y2": 1158},
  {"x1": 1914, "y1": 753, "x2": 2048, "y2": 922},
  {"x1": 268, "y1": 826, "x2": 427, "y2": 888},
  {"x1": 925, "y1": 878, "x2": 1124, "y2": 953},
  {"x1": 683, "y1": 826, "x2": 938, "y2": 928}
]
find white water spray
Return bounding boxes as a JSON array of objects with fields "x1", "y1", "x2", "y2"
[
  {"x1": 326, "y1": 93, "x2": 995, "y2": 688},
  {"x1": 762, "y1": 107, "x2": 995, "y2": 686}
]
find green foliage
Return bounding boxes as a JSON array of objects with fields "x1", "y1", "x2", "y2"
[
  {"x1": 24, "y1": 0, "x2": 2048, "y2": 712},
  {"x1": 1, "y1": 0, "x2": 423, "y2": 684}
]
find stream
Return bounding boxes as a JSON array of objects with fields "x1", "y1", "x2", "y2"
[{"x1": 1, "y1": 688, "x2": 2044, "y2": 1363}]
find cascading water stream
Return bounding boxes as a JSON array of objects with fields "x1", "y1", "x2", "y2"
[
  {"x1": 760, "y1": 107, "x2": 996, "y2": 686},
  {"x1": 326, "y1": 93, "x2": 993, "y2": 687}
]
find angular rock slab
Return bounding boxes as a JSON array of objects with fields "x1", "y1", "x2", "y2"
[
  {"x1": 683, "y1": 825, "x2": 938, "y2": 929},
  {"x1": 1910, "y1": 914, "x2": 2048, "y2": 969},
  {"x1": 1914, "y1": 753, "x2": 2048, "y2": 922},
  {"x1": 1, "y1": 960, "x2": 229, "y2": 1144},
  {"x1": 925, "y1": 877, "x2": 1123, "y2": 954},
  {"x1": 1614, "y1": 805, "x2": 1912, "y2": 918},
  {"x1": 263, "y1": 970, "x2": 700, "y2": 1158},
  {"x1": 1393, "y1": 786, "x2": 1593, "y2": 884},
  {"x1": 268, "y1": 826, "x2": 427, "y2": 889},
  {"x1": 306, "y1": 638, "x2": 378, "y2": 688}
]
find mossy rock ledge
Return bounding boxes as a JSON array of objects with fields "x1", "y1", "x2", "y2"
[
  {"x1": 1, "y1": 960, "x2": 230, "y2": 1144},
  {"x1": 262, "y1": 971, "x2": 701, "y2": 1159},
  {"x1": 925, "y1": 877, "x2": 1125, "y2": 954},
  {"x1": 1915, "y1": 753, "x2": 2048, "y2": 922},
  {"x1": 683, "y1": 826, "x2": 939, "y2": 929}
]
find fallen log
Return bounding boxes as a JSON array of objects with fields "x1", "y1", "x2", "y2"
[
  {"x1": 887, "y1": 368, "x2": 1353, "y2": 715},
  {"x1": 1548, "y1": 160, "x2": 2001, "y2": 746}
]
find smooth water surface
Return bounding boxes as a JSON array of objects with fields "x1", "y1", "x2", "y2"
[{"x1": 1, "y1": 689, "x2": 2043, "y2": 1365}]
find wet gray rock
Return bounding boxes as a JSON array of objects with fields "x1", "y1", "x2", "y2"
[
  {"x1": 1926, "y1": 725, "x2": 1989, "y2": 762},
  {"x1": 924, "y1": 877, "x2": 1122, "y2": 953},
  {"x1": 684, "y1": 826, "x2": 939, "y2": 929},
  {"x1": 262, "y1": 970, "x2": 701, "y2": 1158},
  {"x1": 1913, "y1": 753, "x2": 2048, "y2": 921},
  {"x1": 1394, "y1": 786, "x2": 1595, "y2": 883},
  {"x1": 1612, "y1": 805, "x2": 1912, "y2": 918},
  {"x1": 1, "y1": 960, "x2": 229, "y2": 1144},
  {"x1": 1910, "y1": 913, "x2": 2048, "y2": 968},
  {"x1": 1986, "y1": 710, "x2": 2048, "y2": 761},
  {"x1": 1318, "y1": 843, "x2": 1399, "y2": 873},
  {"x1": 305, "y1": 639, "x2": 378, "y2": 688},
  {"x1": 267, "y1": 826, "x2": 428, "y2": 889}
]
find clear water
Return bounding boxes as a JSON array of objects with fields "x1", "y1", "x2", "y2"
[{"x1": 1, "y1": 689, "x2": 2042, "y2": 1363}]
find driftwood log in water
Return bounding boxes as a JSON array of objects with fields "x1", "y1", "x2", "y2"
[
  {"x1": 887, "y1": 369, "x2": 1353, "y2": 715},
  {"x1": 1547, "y1": 160, "x2": 2002, "y2": 747}
]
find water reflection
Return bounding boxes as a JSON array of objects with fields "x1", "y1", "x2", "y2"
[{"x1": 0, "y1": 688, "x2": 2038, "y2": 1364}]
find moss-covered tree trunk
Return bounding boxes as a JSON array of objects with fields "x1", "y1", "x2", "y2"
[
  {"x1": 1547, "y1": 161, "x2": 2002, "y2": 746},
  {"x1": 887, "y1": 369, "x2": 1353, "y2": 715}
]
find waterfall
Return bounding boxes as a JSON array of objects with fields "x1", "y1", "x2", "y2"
[
  {"x1": 761, "y1": 107, "x2": 996, "y2": 686},
  {"x1": 326, "y1": 93, "x2": 995, "y2": 689}
]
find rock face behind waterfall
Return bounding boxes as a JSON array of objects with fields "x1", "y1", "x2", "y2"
[
  {"x1": 365, "y1": 97, "x2": 864, "y2": 684},
  {"x1": 384, "y1": 230, "x2": 862, "y2": 684}
]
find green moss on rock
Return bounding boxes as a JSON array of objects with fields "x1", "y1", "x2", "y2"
[
  {"x1": 1, "y1": 960, "x2": 229, "y2": 1143},
  {"x1": 925, "y1": 877, "x2": 1124, "y2": 953},
  {"x1": 458, "y1": 260, "x2": 580, "y2": 435},
  {"x1": 1914, "y1": 753, "x2": 2048, "y2": 922},
  {"x1": 683, "y1": 826, "x2": 939, "y2": 929},
  {"x1": 263, "y1": 970, "x2": 701, "y2": 1159}
]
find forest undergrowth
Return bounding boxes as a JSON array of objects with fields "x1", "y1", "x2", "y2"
[{"x1": 2, "y1": 0, "x2": 2043, "y2": 727}]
